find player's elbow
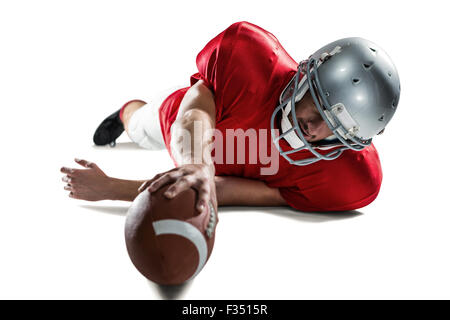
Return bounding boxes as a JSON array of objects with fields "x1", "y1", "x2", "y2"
[{"x1": 177, "y1": 109, "x2": 213, "y2": 131}]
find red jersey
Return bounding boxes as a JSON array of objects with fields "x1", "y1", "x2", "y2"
[{"x1": 158, "y1": 21, "x2": 382, "y2": 212}]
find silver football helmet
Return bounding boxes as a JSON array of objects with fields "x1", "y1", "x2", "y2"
[{"x1": 271, "y1": 37, "x2": 401, "y2": 165}]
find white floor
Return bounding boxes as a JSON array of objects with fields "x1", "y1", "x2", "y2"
[{"x1": 1, "y1": 0, "x2": 449, "y2": 300}]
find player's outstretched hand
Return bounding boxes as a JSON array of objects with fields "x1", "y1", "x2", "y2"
[
  {"x1": 60, "y1": 158, "x2": 111, "y2": 201},
  {"x1": 139, "y1": 164, "x2": 215, "y2": 213}
]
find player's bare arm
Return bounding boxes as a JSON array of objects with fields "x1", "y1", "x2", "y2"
[
  {"x1": 60, "y1": 158, "x2": 286, "y2": 206},
  {"x1": 140, "y1": 80, "x2": 217, "y2": 212},
  {"x1": 60, "y1": 159, "x2": 146, "y2": 202},
  {"x1": 215, "y1": 176, "x2": 287, "y2": 207}
]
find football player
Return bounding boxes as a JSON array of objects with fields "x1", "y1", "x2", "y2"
[{"x1": 61, "y1": 21, "x2": 400, "y2": 213}]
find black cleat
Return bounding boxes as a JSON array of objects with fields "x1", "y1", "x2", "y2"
[{"x1": 93, "y1": 109, "x2": 124, "y2": 146}]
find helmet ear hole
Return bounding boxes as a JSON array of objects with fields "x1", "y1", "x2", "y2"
[
  {"x1": 392, "y1": 96, "x2": 399, "y2": 109},
  {"x1": 352, "y1": 78, "x2": 361, "y2": 85},
  {"x1": 363, "y1": 62, "x2": 374, "y2": 70}
]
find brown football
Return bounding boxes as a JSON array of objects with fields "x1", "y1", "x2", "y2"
[{"x1": 124, "y1": 184, "x2": 218, "y2": 285}]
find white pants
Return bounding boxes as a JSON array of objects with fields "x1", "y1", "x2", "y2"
[{"x1": 127, "y1": 87, "x2": 182, "y2": 150}]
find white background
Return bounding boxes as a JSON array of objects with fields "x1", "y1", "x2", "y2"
[{"x1": 1, "y1": 0, "x2": 449, "y2": 299}]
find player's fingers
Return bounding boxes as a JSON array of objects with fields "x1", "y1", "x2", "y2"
[
  {"x1": 138, "y1": 181, "x2": 152, "y2": 193},
  {"x1": 194, "y1": 185, "x2": 210, "y2": 212},
  {"x1": 148, "y1": 171, "x2": 182, "y2": 192},
  {"x1": 62, "y1": 175, "x2": 73, "y2": 183},
  {"x1": 139, "y1": 179, "x2": 158, "y2": 193},
  {"x1": 64, "y1": 185, "x2": 72, "y2": 191},
  {"x1": 164, "y1": 176, "x2": 195, "y2": 199},
  {"x1": 138, "y1": 172, "x2": 165, "y2": 193},
  {"x1": 75, "y1": 158, "x2": 98, "y2": 169},
  {"x1": 69, "y1": 190, "x2": 84, "y2": 200},
  {"x1": 60, "y1": 167, "x2": 76, "y2": 175}
]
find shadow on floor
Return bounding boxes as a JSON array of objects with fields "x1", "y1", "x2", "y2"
[
  {"x1": 79, "y1": 204, "x2": 362, "y2": 223},
  {"x1": 218, "y1": 206, "x2": 363, "y2": 223},
  {"x1": 92, "y1": 142, "x2": 143, "y2": 151},
  {"x1": 148, "y1": 280, "x2": 193, "y2": 300},
  {"x1": 79, "y1": 204, "x2": 129, "y2": 216}
]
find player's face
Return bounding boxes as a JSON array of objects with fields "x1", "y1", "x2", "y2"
[{"x1": 292, "y1": 91, "x2": 333, "y2": 142}]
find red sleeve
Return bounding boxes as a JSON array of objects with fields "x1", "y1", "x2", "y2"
[
  {"x1": 190, "y1": 30, "x2": 222, "y2": 92},
  {"x1": 278, "y1": 145, "x2": 383, "y2": 212},
  {"x1": 189, "y1": 26, "x2": 226, "y2": 120}
]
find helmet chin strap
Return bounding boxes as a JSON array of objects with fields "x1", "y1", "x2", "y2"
[
  {"x1": 280, "y1": 107, "x2": 304, "y2": 149},
  {"x1": 280, "y1": 74, "x2": 309, "y2": 149}
]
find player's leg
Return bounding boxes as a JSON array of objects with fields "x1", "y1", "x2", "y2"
[
  {"x1": 93, "y1": 99, "x2": 145, "y2": 147},
  {"x1": 93, "y1": 98, "x2": 166, "y2": 150},
  {"x1": 124, "y1": 99, "x2": 166, "y2": 150},
  {"x1": 93, "y1": 86, "x2": 182, "y2": 149},
  {"x1": 121, "y1": 100, "x2": 146, "y2": 132}
]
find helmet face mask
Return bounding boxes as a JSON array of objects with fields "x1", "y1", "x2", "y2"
[{"x1": 271, "y1": 37, "x2": 401, "y2": 166}]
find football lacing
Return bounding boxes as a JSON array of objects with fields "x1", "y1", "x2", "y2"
[{"x1": 205, "y1": 201, "x2": 217, "y2": 238}]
